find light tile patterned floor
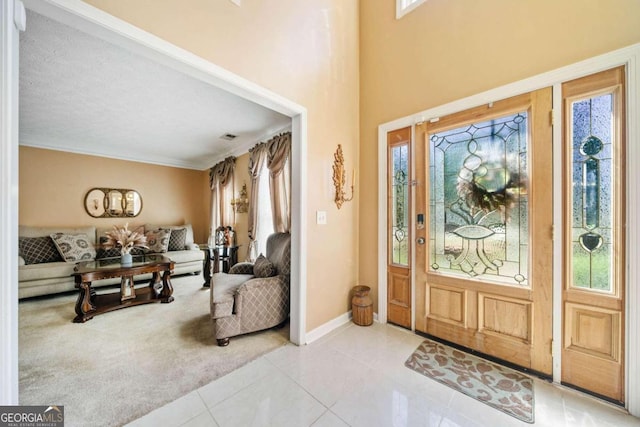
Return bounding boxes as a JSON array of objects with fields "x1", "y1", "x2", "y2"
[{"x1": 126, "y1": 322, "x2": 640, "y2": 427}]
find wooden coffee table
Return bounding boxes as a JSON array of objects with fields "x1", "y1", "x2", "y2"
[{"x1": 72, "y1": 254, "x2": 175, "y2": 323}]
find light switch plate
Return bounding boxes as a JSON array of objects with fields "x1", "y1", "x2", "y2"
[{"x1": 316, "y1": 211, "x2": 327, "y2": 225}]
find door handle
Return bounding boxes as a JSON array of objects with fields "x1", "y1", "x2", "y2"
[{"x1": 416, "y1": 237, "x2": 425, "y2": 245}]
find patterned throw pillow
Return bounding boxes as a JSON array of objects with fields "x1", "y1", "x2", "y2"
[
  {"x1": 167, "y1": 228, "x2": 187, "y2": 251},
  {"x1": 95, "y1": 236, "x2": 122, "y2": 259},
  {"x1": 253, "y1": 254, "x2": 277, "y2": 278},
  {"x1": 18, "y1": 236, "x2": 64, "y2": 265},
  {"x1": 145, "y1": 228, "x2": 170, "y2": 253},
  {"x1": 50, "y1": 233, "x2": 96, "y2": 262}
]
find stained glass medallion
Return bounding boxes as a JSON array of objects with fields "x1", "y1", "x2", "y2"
[
  {"x1": 571, "y1": 94, "x2": 614, "y2": 292},
  {"x1": 429, "y1": 113, "x2": 529, "y2": 286}
]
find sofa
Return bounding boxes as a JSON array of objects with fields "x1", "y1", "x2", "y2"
[
  {"x1": 209, "y1": 232, "x2": 290, "y2": 346},
  {"x1": 18, "y1": 223, "x2": 204, "y2": 299}
]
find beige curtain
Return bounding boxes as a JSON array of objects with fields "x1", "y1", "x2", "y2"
[
  {"x1": 246, "y1": 143, "x2": 268, "y2": 261},
  {"x1": 267, "y1": 132, "x2": 291, "y2": 233},
  {"x1": 209, "y1": 156, "x2": 236, "y2": 238}
]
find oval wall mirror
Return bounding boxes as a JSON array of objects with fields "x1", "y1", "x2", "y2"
[{"x1": 84, "y1": 188, "x2": 143, "y2": 218}]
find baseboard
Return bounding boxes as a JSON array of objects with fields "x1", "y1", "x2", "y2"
[{"x1": 304, "y1": 311, "x2": 379, "y2": 344}]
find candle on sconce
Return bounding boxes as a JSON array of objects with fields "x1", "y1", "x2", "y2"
[{"x1": 352, "y1": 169, "x2": 356, "y2": 187}]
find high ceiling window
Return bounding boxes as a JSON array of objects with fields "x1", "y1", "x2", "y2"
[{"x1": 396, "y1": 0, "x2": 427, "y2": 19}]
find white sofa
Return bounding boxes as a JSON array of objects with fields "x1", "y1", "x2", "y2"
[{"x1": 18, "y1": 223, "x2": 204, "y2": 299}]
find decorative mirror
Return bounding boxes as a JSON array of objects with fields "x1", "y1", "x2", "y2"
[{"x1": 84, "y1": 188, "x2": 143, "y2": 218}]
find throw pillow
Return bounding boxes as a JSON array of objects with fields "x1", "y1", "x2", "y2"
[
  {"x1": 18, "y1": 236, "x2": 64, "y2": 265},
  {"x1": 167, "y1": 227, "x2": 187, "y2": 251},
  {"x1": 95, "y1": 236, "x2": 123, "y2": 259},
  {"x1": 253, "y1": 254, "x2": 277, "y2": 278},
  {"x1": 145, "y1": 228, "x2": 170, "y2": 253},
  {"x1": 50, "y1": 233, "x2": 96, "y2": 262}
]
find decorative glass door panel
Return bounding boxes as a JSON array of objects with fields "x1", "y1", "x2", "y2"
[
  {"x1": 429, "y1": 113, "x2": 529, "y2": 286},
  {"x1": 391, "y1": 143, "x2": 410, "y2": 266},
  {"x1": 570, "y1": 95, "x2": 614, "y2": 292}
]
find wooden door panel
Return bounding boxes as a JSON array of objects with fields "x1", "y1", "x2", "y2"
[
  {"x1": 478, "y1": 294, "x2": 531, "y2": 342},
  {"x1": 426, "y1": 284, "x2": 467, "y2": 326},
  {"x1": 564, "y1": 303, "x2": 620, "y2": 360},
  {"x1": 388, "y1": 267, "x2": 411, "y2": 328}
]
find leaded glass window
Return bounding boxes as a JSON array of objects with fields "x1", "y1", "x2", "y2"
[
  {"x1": 429, "y1": 113, "x2": 529, "y2": 286},
  {"x1": 570, "y1": 94, "x2": 614, "y2": 292},
  {"x1": 391, "y1": 144, "x2": 409, "y2": 266}
]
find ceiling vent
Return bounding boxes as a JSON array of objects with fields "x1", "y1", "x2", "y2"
[{"x1": 219, "y1": 133, "x2": 237, "y2": 141}]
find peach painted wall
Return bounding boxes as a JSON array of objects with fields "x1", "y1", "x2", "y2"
[
  {"x1": 83, "y1": 0, "x2": 360, "y2": 331},
  {"x1": 19, "y1": 146, "x2": 210, "y2": 242},
  {"x1": 359, "y1": 0, "x2": 640, "y2": 308}
]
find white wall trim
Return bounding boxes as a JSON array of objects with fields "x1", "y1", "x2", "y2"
[
  {"x1": 625, "y1": 49, "x2": 640, "y2": 417},
  {"x1": 0, "y1": 0, "x2": 21, "y2": 405},
  {"x1": 305, "y1": 311, "x2": 352, "y2": 344},
  {"x1": 377, "y1": 124, "x2": 388, "y2": 325},
  {"x1": 290, "y1": 113, "x2": 307, "y2": 346},
  {"x1": 3, "y1": 0, "x2": 309, "y2": 400},
  {"x1": 378, "y1": 42, "x2": 640, "y2": 414},
  {"x1": 305, "y1": 311, "x2": 380, "y2": 345}
]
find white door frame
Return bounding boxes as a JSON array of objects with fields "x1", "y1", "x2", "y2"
[
  {"x1": 0, "y1": 0, "x2": 23, "y2": 406},
  {"x1": 0, "y1": 0, "x2": 308, "y2": 403},
  {"x1": 377, "y1": 43, "x2": 640, "y2": 415}
]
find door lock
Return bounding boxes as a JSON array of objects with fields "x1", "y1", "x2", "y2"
[{"x1": 416, "y1": 237, "x2": 425, "y2": 245}]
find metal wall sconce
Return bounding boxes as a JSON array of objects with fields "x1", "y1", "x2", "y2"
[
  {"x1": 231, "y1": 183, "x2": 249, "y2": 213},
  {"x1": 332, "y1": 144, "x2": 355, "y2": 209}
]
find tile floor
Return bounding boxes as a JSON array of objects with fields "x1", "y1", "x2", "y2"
[{"x1": 126, "y1": 322, "x2": 640, "y2": 427}]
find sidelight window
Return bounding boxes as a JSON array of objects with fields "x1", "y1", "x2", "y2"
[
  {"x1": 570, "y1": 94, "x2": 615, "y2": 292},
  {"x1": 390, "y1": 143, "x2": 410, "y2": 266}
]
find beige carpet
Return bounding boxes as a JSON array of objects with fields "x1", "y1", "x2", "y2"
[{"x1": 19, "y1": 274, "x2": 289, "y2": 427}]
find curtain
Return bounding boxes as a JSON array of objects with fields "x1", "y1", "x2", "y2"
[
  {"x1": 209, "y1": 156, "x2": 236, "y2": 239},
  {"x1": 246, "y1": 143, "x2": 268, "y2": 261},
  {"x1": 267, "y1": 132, "x2": 291, "y2": 233}
]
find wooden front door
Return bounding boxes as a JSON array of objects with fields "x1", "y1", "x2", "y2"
[
  {"x1": 387, "y1": 127, "x2": 412, "y2": 329},
  {"x1": 414, "y1": 88, "x2": 554, "y2": 375},
  {"x1": 561, "y1": 67, "x2": 626, "y2": 403}
]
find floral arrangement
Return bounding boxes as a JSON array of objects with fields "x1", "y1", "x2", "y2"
[
  {"x1": 103, "y1": 223, "x2": 148, "y2": 255},
  {"x1": 456, "y1": 157, "x2": 527, "y2": 222}
]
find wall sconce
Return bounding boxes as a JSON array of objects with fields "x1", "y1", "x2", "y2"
[
  {"x1": 231, "y1": 183, "x2": 249, "y2": 213},
  {"x1": 332, "y1": 144, "x2": 355, "y2": 209}
]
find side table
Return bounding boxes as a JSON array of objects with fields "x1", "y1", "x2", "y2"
[
  {"x1": 200, "y1": 244, "x2": 241, "y2": 287},
  {"x1": 215, "y1": 245, "x2": 240, "y2": 273},
  {"x1": 199, "y1": 244, "x2": 214, "y2": 287}
]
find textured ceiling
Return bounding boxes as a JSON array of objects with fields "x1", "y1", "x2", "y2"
[{"x1": 19, "y1": 10, "x2": 291, "y2": 170}]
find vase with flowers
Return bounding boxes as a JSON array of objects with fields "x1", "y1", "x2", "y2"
[{"x1": 103, "y1": 223, "x2": 148, "y2": 267}]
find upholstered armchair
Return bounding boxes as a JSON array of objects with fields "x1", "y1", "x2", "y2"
[{"x1": 209, "y1": 232, "x2": 291, "y2": 346}]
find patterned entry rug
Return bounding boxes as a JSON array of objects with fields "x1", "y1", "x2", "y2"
[{"x1": 405, "y1": 339, "x2": 534, "y2": 423}]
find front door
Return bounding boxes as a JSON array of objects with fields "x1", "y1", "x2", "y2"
[{"x1": 414, "y1": 88, "x2": 554, "y2": 375}]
